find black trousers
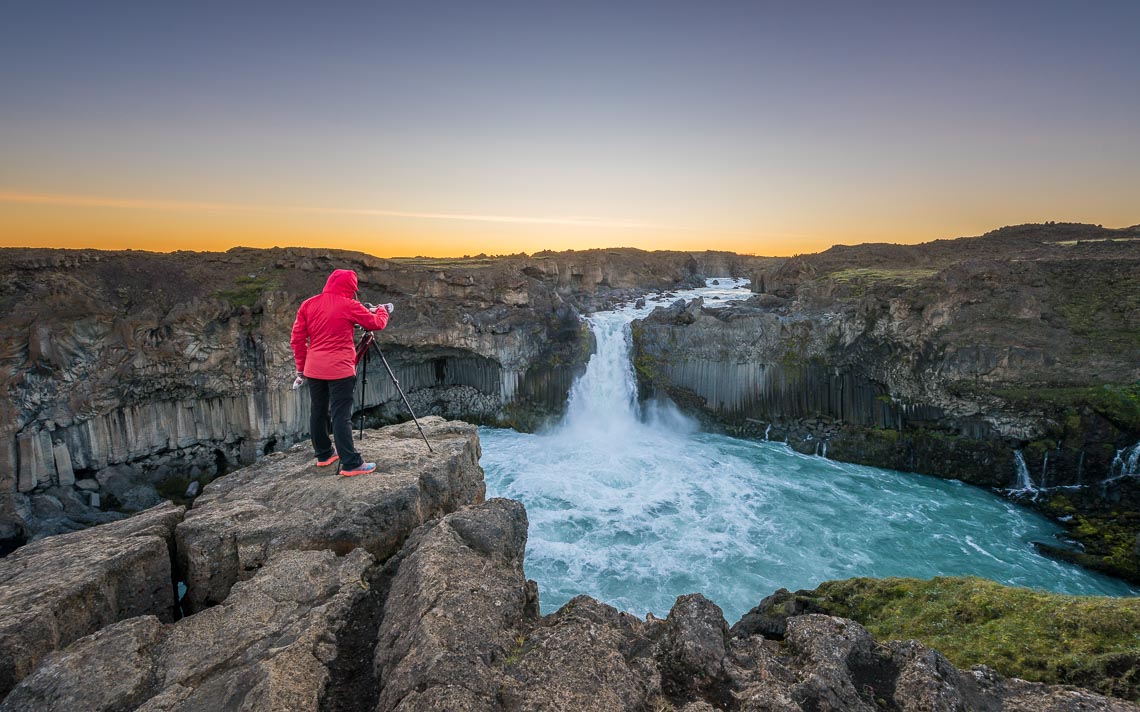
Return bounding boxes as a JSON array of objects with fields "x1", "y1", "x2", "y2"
[{"x1": 308, "y1": 375, "x2": 363, "y2": 470}]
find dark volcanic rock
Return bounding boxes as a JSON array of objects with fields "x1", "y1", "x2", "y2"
[
  {"x1": 0, "y1": 501, "x2": 184, "y2": 697},
  {"x1": 1, "y1": 548, "x2": 375, "y2": 712},
  {"x1": 176, "y1": 417, "x2": 484, "y2": 613}
]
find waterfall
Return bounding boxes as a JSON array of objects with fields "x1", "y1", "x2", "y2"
[
  {"x1": 559, "y1": 280, "x2": 750, "y2": 440},
  {"x1": 1105, "y1": 441, "x2": 1140, "y2": 485},
  {"x1": 764, "y1": 424, "x2": 771, "y2": 441},
  {"x1": 1040, "y1": 451, "x2": 1049, "y2": 489},
  {"x1": 1012, "y1": 451, "x2": 1036, "y2": 493},
  {"x1": 480, "y1": 278, "x2": 1140, "y2": 619},
  {"x1": 821, "y1": 441, "x2": 828, "y2": 459},
  {"x1": 560, "y1": 311, "x2": 643, "y2": 439}
]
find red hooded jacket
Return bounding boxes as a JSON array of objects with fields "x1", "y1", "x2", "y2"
[{"x1": 291, "y1": 269, "x2": 389, "y2": 380}]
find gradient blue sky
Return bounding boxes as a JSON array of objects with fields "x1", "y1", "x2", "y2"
[{"x1": 2, "y1": 0, "x2": 1138, "y2": 255}]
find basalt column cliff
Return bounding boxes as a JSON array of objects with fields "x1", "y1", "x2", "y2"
[{"x1": 0, "y1": 246, "x2": 763, "y2": 547}]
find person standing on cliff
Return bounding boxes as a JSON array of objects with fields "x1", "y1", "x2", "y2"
[{"x1": 291, "y1": 269, "x2": 393, "y2": 477}]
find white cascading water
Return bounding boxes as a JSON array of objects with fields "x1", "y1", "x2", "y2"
[
  {"x1": 480, "y1": 280, "x2": 1136, "y2": 620},
  {"x1": 1105, "y1": 441, "x2": 1140, "y2": 485},
  {"x1": 1012, "y1": 451, "x2": 1037, "y2": 493}
]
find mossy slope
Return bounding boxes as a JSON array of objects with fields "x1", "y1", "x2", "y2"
[{"x1": 794, "y1": 576, "x2": 1140, "y2": 701}]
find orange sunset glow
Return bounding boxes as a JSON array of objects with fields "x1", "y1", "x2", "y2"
[{"x1": 3, "y1": 3, "x2": 1138, "y2": 257}]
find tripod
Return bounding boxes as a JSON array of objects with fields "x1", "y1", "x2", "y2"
[{"x1": 354, "y1": 332, "x2": 434, "y2": 453}]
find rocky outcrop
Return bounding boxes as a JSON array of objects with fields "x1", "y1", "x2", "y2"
[
  {"x1": 176, "y1": 416, "x2": 484, "y2": 613},
  {"x1": 374, "y1": 497, "x2": 535, "y2": 711},
  {"x1": 4, "y1": 446, "x2": 1136, "y2": 709},
  {"x1": 0, "y1": 501, "x2": 184, "y2": 697},
  {"x1": 1, "y1": 548, "x2": 376, "y2": 712}
]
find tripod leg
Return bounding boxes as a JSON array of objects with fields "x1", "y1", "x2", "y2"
[
  {"x1": 358, "y1": 348, "x2": 367, "y2": 439},
  {"x1": 370, "y1": 340, "x2": 434, "y2": 453}
]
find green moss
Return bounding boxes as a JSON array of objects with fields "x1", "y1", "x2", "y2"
[
  {"x1": 990, "y1": 382, "x2": 1140, "y2": 432},
  {"x1": 827, "y1": 268, "x2": 938, "y2": 286},
  {"x1": 799, "y1": 576, "x2": 1140, "y2": 701},
  {"x1": 1064, "y1": 511, "x2": 1140, "y2": 581},
  {"x1": 1042, "y1": 494, "x2": 1078, "y2": 517},
  {"x1": 214, "y1": 275, "x2": 277, "y2": 308},
  {"x1": 503, "y1": 634, "x2": 527, "y2": 667}
]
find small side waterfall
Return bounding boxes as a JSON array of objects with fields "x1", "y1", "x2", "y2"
[
  {"x1": 764, "y1": 424, "x2": 771, "y2": 441},
  {"x1": 1105, "y1": 441, "x2": 1140, "y2": 485},
  {"x1": 1040, "y1": 451, "x2": 1049, "y2": 489},
  {"x1": 1012, "y1": 451, "x2": 1037, "y2": 493}
]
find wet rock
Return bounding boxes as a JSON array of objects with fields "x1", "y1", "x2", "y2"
[
  {"x1": 635, "y1": 297, "x2": 646, "y2": 308},
  {"x1": 176, "y1": 417, "x2": 485, "y2": 613},
  {"x1": 74, "y1": 478, "x2": 99, "y2": 491},
  {"x1": 374, "y1": 498, "x2": 531, "y2": 712},
  {"x1": 1, "y1": 548, "x2": 375, "y2": 712},
  {"x1": 0, "y1": 501, "x2": 184, "y2": 697}
]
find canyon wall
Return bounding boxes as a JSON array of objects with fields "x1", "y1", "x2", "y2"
[
  {"x1": 0, "y1": 246, "x2": 766, "y2": 545},
  {"x1": 633, "y1": 224, "x2": 1140, "y2": 579}
]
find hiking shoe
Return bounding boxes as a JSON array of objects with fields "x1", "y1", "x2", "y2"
[
  {"x1": 316, "y1": 453, "x2": 339, "y2": 467},
  {"x1": 340, "y1": 462, "x2": 377, "y2": 477}
]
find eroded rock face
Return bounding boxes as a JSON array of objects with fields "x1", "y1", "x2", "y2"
[
  {"x1": 0, "y1": 548, "x2": 376, "y2": 712},
  {"x1": 0, "y1": 501, "x2": 184, "y2": 697},
  {"x1": 176, "y1": 417, "x2": 484, "y2": 613}
]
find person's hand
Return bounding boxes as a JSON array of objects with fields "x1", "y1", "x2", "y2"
[
  {"x1": 382, "y1": 303, "x2": 394, "y2": 314},
  {"x1": 292, "y1": 374, "x2": 305, "y2": 390}
]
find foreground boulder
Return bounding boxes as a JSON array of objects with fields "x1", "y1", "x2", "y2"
[
  {"x1": 375, "y1": 497, "x2": 535, "y2": 711},
  {"x1": 0, "y1": 548, "x2": 375, "y2": 712},
  {"x1": 176, "y1": 417, "x2": 484, "y2": 613},
  {"x1": 0, "y1": 502, "x2": 184, "y2": 697}
]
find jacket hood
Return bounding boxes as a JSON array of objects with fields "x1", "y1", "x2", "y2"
[{"x1": 322, "y1": 269, "x2": 358, "y2": 298}]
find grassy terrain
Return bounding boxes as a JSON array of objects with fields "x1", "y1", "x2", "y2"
[
  {"x1": 991, "y1": 383, "x2": 1140, "y2": 432},
  {"x1": 387, "y1": 256, "x2": 504, "y2": 268},
  {"x1": 826, "y1": 267, "x2": 938, "y2": 286},
  {"x1": 213, "y1": 275, "x2": 279, "y2": 308},
  {"x1": 798, "y1": 576, "x2": 1140, "y2": 701}
]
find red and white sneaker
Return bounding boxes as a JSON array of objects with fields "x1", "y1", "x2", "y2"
[
  {"x1": 316, "y1": 453, "x2": 339, "y2": 467},
  {"x1": 340, "y1": 462, "x2": 377, "y2": 477}
]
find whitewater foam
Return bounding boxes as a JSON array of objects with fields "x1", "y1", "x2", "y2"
[{"x1": 480, "y1": 279, "x2": 1137, "y2": 621}]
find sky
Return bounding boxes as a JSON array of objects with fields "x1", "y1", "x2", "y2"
[{"x1": 2, "y1": 1, "x2": 1138, "y2": 257}]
